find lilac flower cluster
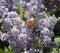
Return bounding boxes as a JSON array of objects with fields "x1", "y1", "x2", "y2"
[{"x1": 0, "y1": 0, "x2": 58, "y2": 53}]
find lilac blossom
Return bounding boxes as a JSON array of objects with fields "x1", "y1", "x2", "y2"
[{"x1": 0, "y1": 0, "x2": 58, "y2": 53}]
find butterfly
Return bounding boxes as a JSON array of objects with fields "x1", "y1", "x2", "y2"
[{"x1": 26, "y1": 20, "x2": 35, "y2": 28}]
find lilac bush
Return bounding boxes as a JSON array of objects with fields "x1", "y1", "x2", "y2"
[{"x1": 0, "y1": 0, "x2": 60, "y2": 53}]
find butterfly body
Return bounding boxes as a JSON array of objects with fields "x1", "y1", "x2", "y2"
[{"x1": 26, "y1": 20, "x2": 35, "y2": 28}]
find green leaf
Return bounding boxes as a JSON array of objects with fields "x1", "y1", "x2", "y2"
[
  {"x1": 58, "y1": 6, "x2": 60, "y2": 11},
  {"x1": 52, "y1": 14, "x2": 58, "y2": 24},
  {"x1": 0, "y1": 22, "x2": 2, "y2": 32},
  {"x1": 34, "y1": 39, "x2": 40, "y2": 49},
  {"x1": 53, "y1": 36, "x2": 60, "y2": 38},
  {"x1": 0, "y1": 49, "x2": 4, "y2": 53},
  {"x1": 0, "y1": 16, "x2": 1, "y2": 18},
  {"x1": 20, "y1": 10, "x2": 27, "y2": 21},
  {"x1": 47, "y1": 13, "x2": 50, "y2": 16},
  {"x1": 51, "y1": 48, "x2": 58, "y2": 53},
  {"x1": 14, "y1": 2, "x2": 21, "y2": 14},
  {"x1": 58, "y1": 49, "x2": 60, "y2": 53},
  {"x1": 21, "y1": 15, "x2": 27, "y2": 21},
  {"x1": 50, "y1": 0, "x2": 55, "y2": 3},
  {"x1": 4, "y1": 51, "x2": 15, "y2": 53},
  {"x1": 39, "y1": 18, "x2": 44, "y2": 23},
  {"x1": 54, "y1": 37, "x2": 60, "y2": 47},
  {"x1": 16, "y1": 8, "x2": 20, "y2": 14}
]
